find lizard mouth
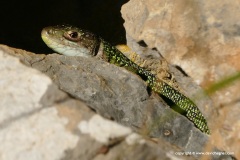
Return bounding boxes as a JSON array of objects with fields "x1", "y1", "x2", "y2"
[{"x1": 41, "y1": 27, "x2": 56, "y2": 49}]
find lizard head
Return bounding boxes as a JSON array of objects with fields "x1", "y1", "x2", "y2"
[{"x1": 41, "y1": 24, "x2": 100, "y2": 57}]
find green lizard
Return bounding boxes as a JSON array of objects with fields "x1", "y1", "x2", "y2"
[{"x1": 41, "y1": 24, "x2": 210, "y2": 134}]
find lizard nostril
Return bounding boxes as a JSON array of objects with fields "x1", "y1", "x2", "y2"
[{"x1": 47, "y1": 29, "x2": 53, "y2": 35}]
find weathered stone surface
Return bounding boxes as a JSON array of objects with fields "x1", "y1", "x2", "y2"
[
  {"x1": 1, "y1": 44, "x2": 234, "y2": 159},
  {"x1": 122, "y1": 0, "x2": 240, "y2": 83},
  {"x1": 0, "y1": 48, "x2": 79, "y2": 160},
  {"x1": 121, "y1": 0, "x2": 239, "y2": 159},
  {"x1": 1, "y1": 45, "x2": 198, "y2": 160}
]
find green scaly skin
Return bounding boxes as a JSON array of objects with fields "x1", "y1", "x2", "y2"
[{"x1": 41, "y1": 25, "x2": 210, "y2": 134}]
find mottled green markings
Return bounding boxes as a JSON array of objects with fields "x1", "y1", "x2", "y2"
[
  {"x1": 150, "y1": 81, "x2": 209, "y2": 133},
  {"x1": 102, "y1": 40, "x2": 210, "y2": 134},
  {"x1": 102, "y1": 40, "x2": 155, "y2": 81},
  {"x1": 41, "y1": 25, "x2": 210, "y2": 134}
]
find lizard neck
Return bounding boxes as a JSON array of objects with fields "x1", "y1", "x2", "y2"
[{"x1": 99, "y1": 40, "x2": 154, "y2": 81}]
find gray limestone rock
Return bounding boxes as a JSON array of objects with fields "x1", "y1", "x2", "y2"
[
  {"x1": 1, "y1": 45, "x2": 234, "y2": 159},
  {"x1": 0, "y1": 45, "x2": 196, "y2": 160}
]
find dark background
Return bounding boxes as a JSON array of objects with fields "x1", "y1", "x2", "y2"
[{"x1": 0, "y1": 0, "x2": 129, "y2": 53}]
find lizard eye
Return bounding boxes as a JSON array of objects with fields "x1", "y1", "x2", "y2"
[
  {"x1": 64, "y1": 31, "x2": 80, "y2": 41},
  {"x1": 69, "y1": 31, "x2": 78, "y2": 38}
]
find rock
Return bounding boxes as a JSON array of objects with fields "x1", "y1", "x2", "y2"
[
  {"x1": 121, "y1": 0, "x2": 239, "y2": 159},
  {"x1": 0, "y1": 44, "x2": 234, "y2": 159},
  {"x1": 0, "y1": 47, "x2": 79, "y2": 160},
  {"x1": 0, "y1": 45, "x2": 197, "y2": 160},
  {"x1": 122, "y1": 0, "x2": 240, "y2": 83}
]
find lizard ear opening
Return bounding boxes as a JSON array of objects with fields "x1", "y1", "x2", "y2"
[{"x1": 64, "y1": 31, "x2": 81, "y2": 42}]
